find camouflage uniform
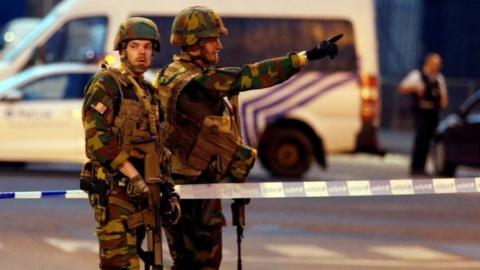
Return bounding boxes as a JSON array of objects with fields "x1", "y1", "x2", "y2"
[
  {"x1": 154, "y1": 6, "x2": 317, "y2": 270},
  {"x1": 82, "y1": 17, "x2": 165, "y2": 270}
]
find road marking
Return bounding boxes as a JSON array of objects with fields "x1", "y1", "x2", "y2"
[
  {"x1": 223, "y1": 255, "x2": 480, "y2": 268},
  {"x1": 264, "y1": 244, "x2": 344, "y2": 258},
  {"x1": 220, "y1": 243, "x2": 480, "y2": 268},
  {"x1": 45, "y1": 237, "x2": 98, "y2": 253},
  {"x1": 370, "y1": 245, "x2": 461, "y2": 261},
  {"x1": 330, "y1": 153, "x2": 409, "y2": 166},
  {"x1": 43, "y1": 236, "x2": 225, "y2": 258}
]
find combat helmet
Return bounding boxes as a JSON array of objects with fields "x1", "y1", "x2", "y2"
[
  {"x1": 170, "y1": 6, "x2": 228, "y2": 46},
  {"x1": 114, "y1": 17, "x2": 161, "y2": 51}
]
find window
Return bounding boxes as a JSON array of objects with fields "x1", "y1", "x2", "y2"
[
  {"x1": 220, "y1": 18, "x2": 356, "y2": 72},
  {"x1": 140, "y1": 15, "x2": 356, "y2": 72},
  {"x1": 3, "y1": 9, "x2": 60, "y2": 62},
  {"x1": 19, "y1": 73, "x2": 94, "y2": 100},
  {"x1": 43, "y1": 17, "x2": 108, "y2": 63}
]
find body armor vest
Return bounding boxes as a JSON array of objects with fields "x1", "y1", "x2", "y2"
[
  {"x1": 417, "y1": 71, "x2": 441, "y2": 111},
  {"x1": 82, "y1": 65, "x2": 171, "y2": 225},
  {"x1": 86, "y1": 66, "x2": 161, "y2": 162},
  {"x1": 156, "y1": 58, "x2": 243, "y2": 178}
]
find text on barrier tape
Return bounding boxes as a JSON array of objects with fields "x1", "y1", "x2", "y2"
[{"x1": 1, "y1": 177, "x2": 479, "y2": 200}]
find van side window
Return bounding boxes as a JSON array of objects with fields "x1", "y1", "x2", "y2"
[
  {"x1": 19, "y1": 73, "x2": 94, "y2": 100},
  {"x1": 137, "y1": 16, "x2": 355, "y2": 72},
  {"x1": 220, "y1": 18, "x2": 356, "y2": 72},
  {"x1": 42, "y1": 17, "x2": 107, "y2": 64}
]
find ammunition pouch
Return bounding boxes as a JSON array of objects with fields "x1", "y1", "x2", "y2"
[
  {"x1": 89, "y1": 193, "x2": 109, "y2": 225},
  {"x1": 176, "y1": 114, "x2": 241, "y2": 178},
  {"x1": 80, "y1": 161, "x2": 111, "y2": 224},
  {"x1": 80, "y1": 162, "x2": 110, "y2": 194},
  {"x1": 174, "y1": 113, "x2": 203, "y2": 165},
  {"x1": 228, "y1": 144, "x2": 257, "y2": 182}
]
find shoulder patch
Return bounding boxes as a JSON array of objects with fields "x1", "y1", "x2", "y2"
[{"x1": 91, "y1": 101, "x2": 108, "y2": 115}]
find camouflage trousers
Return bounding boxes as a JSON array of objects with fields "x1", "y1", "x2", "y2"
[
  {"x1": 163, "y1": 198, "x2": 226, "y2": 270},
  {"x1": 93, "y1": 187, "x2": 140, "y2": 270}
]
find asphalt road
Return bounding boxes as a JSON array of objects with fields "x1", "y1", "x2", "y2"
[{"x1": 2, "y1": 152, "x2": 480, "y2": 270}]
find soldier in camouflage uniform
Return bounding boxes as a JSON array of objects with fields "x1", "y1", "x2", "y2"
[
  {"x1": 155, "y1": 6, "x2": 339, "y2": 270},
  {"x1": 82, "y1": 17, "x2": 180, "y2": 270}
]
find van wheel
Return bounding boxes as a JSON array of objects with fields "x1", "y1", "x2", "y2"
[
  {"x1": 259, "y1": 128, "x2": 313, "y2": 178},
  {"x1": 432, "y1": 139, "x2": 456, "y2": 177}
]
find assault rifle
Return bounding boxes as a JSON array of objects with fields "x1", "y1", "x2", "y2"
[{"x1": 127, "y1": 138, "x2": 179, "y2": 270}]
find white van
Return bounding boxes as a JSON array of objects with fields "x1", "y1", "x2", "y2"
[
  {"x1": 0, "y1": 63, "x2": 98, "y2": 163},
  {"x1": 0, "y1": 0, "x2": 380, "y2": 177}
]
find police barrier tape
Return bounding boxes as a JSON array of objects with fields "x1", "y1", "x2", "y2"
[{"x1": 1, "y1": 177, "x2": 480, "y2": 200}]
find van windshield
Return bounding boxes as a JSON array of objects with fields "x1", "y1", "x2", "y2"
[
  {"x1": 1, "y1": 9, "x2": 60, "y2": 62},
  {"x1": 0, "y1": 18, "x2": 40, "y2": 53},
  {"x1": 1, "y1": 13, "x2": 107, "y2": 65}
]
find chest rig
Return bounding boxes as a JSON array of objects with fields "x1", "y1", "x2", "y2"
[
  {"x1": 156, "y1": 58, "x2": 246, "y2": 179},
  {"x1": 107, "y1": 66, "x2": 161, "y2": 159},
  {"x1": 82, "y1": 65, "x2": 167, "y2": 224}
]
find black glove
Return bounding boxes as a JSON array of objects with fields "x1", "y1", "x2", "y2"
[
  {"x1": 126, "y1": 175, "x2": 150, "y2": 199},
  {"x1": 160, "y1": 180, "x2": 181, "y2": 225},
  {"x1": 306, "y1": 34, "x2": 342, "y2": 61},
  {"x1": 167, "y1": 195, "x2": 181, "y2": 225}
]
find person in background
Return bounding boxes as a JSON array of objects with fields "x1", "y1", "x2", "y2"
[{"x1": 399, "y1": 53, "x2": 449, "y2": 177}]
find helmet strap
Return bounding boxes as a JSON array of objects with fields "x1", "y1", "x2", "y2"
[{"x1": 182, "y1": 42, "x2": 209, "y2": 67}]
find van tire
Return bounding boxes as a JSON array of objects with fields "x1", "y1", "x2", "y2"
[{"x1": 259, "y1": 128, "x2": 313, "y2": 178}]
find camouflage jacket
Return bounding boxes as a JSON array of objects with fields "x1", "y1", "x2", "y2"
[
  {"x1": 157, "y1": 51, "x2": 305, "y2": 97},
  {"x1": 155, "y1": 51, "x2": 306, "y2": 126},
  {"x1": 154, "y1": 51, "x2": 305, "y2": 177},
  {"x1": 83, "y1": 64, "x2": 162, "y2": 171}
]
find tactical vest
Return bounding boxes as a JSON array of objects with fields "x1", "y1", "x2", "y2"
[
  {"x1": 156, "y1": 58, "x2": 243, "y2": 178},
  {"x1": 82, "y1": 65, "x2": 167, "y2": 224},
  {"x1": 417, "y1": 71, "x2": 441, "y2": 111},
  {"x1": 86, "y1": 66, "x2": 162, "y2": 162}
]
